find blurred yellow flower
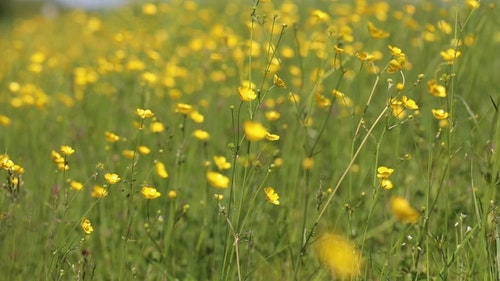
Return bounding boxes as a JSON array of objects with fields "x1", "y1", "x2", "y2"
[
  {"x1": 265, "y1": 111, "x2": 281, "y2": 122},
  {"x1": 264, "y1": 187, "x2": 280, "y2": 205},
  {"x1": 104, "y1": 173, "x2": 121, "y2": 184},
  {"x1": 138, "y1": 145, "x2": 151, "y2": 155},
  {"x1": 315, "y1": 93, "x2": 331, "y2": 108},
  {"x1": 104, "y1": 131, "x2": 120, "y2": 143},
  {"x1": 388, "y1": 45, "x2": 404, "y2": 57},
  {"x1": 428, "y1": 80, "x2": 447, "y2": 98},
  {"x1": 390, "y1": 196, "x2": 419, "y2": 223},
  {"x1": 91, "y1": 185, "x2": 108, "y2": 198},
  {"x1": 81, "y1": 217, "x2": 94, "y2": 234},
  {"x1": 273, "y1": 74, "x2": 286, "y2": 88},
  {"x1": 0, "y1": 114, "x2": 11, "y2": 126},
  {"x1": 377, "y1": 166, "x2": 394, "y2": 178},
  {"x1": 150, "y1": 121, "x2": 165, "y2": 133},
  {"x1": 122, "y1": 149, "x2": 136, "y2": 160},
  {"x1": 206, "y1": 171, "x2": 230, "y2": 189},
  {"x1": 432, "y1": 109, "x2": 449, "y2": 120},
  {"x1": 190, "y1": 110, "x2": 204, "y2": 123},
  {"x1": 303, "y1": 157, "x2": 314, "y2": 170},
  {"x1": 265, "y1": 132, "x2": 280, "y2": 141},
  {"x1": 440, "y1": 48, "x2": 461, "y2": 63},
  {"x1": 466, "y1": 0, "x2": 480, "y2": 9},
  {"x1": 387, "y1": 56, "x2": 406, "y2": 73},
  {"x1": 155, "y1": 161, "x2": 169, "y2": 178},
  {"x1": 401, "y1": 95, "x2": 419, "y2": 110},
  {"x1": 60, "y1": 145, "x2": 75, "y2": 156},
  {"x1": 243, "y1": 121, "x2": 268, "y2": 142},
  {"x1": 168, "y1": 190, "x2": 177, "y2": 199},
  {"x1": 314, "y1": 233, "x2": 363, "y2": 279},
  {"x1": 135, "y1": 108, "x2": 154, "y2": 119},
  {"x1": 214, "y1": 156, "x2": 231, "y2": 170},
  {"x1": 193, "y1": 129, "x2": 210, "y2": 141},
  {"x1": 70, "y1": 180, "x2": 84, "y2": 191},
  {"x1": 367, "y1": 21, "x2": 389, "y2": 39},
  {"x1": 380, "y1": 178, "x2": 394, "y2": 190},
  {"x1": 238, "y1": 86, "x2": 257, "y2": 102},
  {"x1": 141, "y1": 186, "x2": 161, "y2": 199},
  {"x1": 175, "y1": 103, "x2": 193, "y2": 115},
  {"x1": 142, "y1": 3, "x2": 158, "y2": 15}
]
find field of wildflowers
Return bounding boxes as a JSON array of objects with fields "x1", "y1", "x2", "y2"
[{"x1": 0, "y1": 0, "x2": 499, "y2": 280}]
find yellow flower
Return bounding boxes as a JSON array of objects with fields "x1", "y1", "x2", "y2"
[
  {"x1": 213, "y1": 156, "x2": 231, "y2": 170},
  {"x1": 380, "y1": 178, "x2": 394, "y2": 190},
  {"x1": 265, "y1": 132, "x2": 280, "y2": 141},
  {"x1": 238, "y1": 86, "x2": 257, "y2": 102},
  {"x1": 303, "y1": 157, "x2": 314, "y2": 170},
  {"x1": 311, "y1": 9, "x2": 330, "y2": 22},
  {"x1": 264, "y1": 187, "x2": 280, "y2": 205},
  {"x1": 206, "y1": 171, "x2": 230, "y2": 189},
  {"x1": 401, "y1": 95, "x2": 419, "y2": 110},
  {"x1": 315, "y1": 93, "x2": 331, "y2": 108},
  {"x1": 70, "y1": 180, "x2": 84, "y2": 191},
  {"x1": 190, "y1": 110, "x2": 204, "y2": 123},
  {"x1": 150, "y1": 121, "x2": 165, "y2": 133},
  {"x1": 355, "y1": 51, "x2": 375, "y2": 62},
  {"x1": 243, "y1": 121, "x2": 268, "y2": 142},
  {"x1": 81, "y1": 217, "x2": 94, "y2": 234},
  {"x1": 314, "y1": 233, "x2": 363, "y2": 279},
  {"x1": 273, "y1": 74, "x2": 286, "y2": 88},
  {"x1": 91, "y1": 185, "x2": 108, "y2": 198},
  {"x1": 432, "y1": 109, "x2": 449, "y2": 120},
  {"x1": 193, "y1": 129, "x2": 210, "y2": 141},
  {"x1": 141, "y1": 186, "x2": 161, "y2": 199},
  {"x1": 390, "y1": 196, "x2": 419, "y2": 223},
  {"x1": 440, "y1": 48, "x2": 461, "y2": 63},
  {"x1": 122, "y1": 149, "x2": 136, "y2": 160},
  {"x1": 155, "y1": 161, "x2": 169, "y2": 178},
  {"x1": 377, "y1": 166, "x2": 394, "y2": 178},
  {"x1": 135, "y1": 108, "x2": 154, "y2": 119},
  {"x1": 104, "y1": 131, "x2": 120, "y2": 143},
  {"x1": 60, "y1": 145, "x2": 75, "y2": 156},
  {"x1": 138, "y1": 145, "x2": 151, "y2": 155},
  {"x1": 104, "y1": 173, "x2": 121, "y2": 184},
  {"x1": 168, "y1": 190, "x2": 177, "y2": 199},
  {"x1": 142, "y1": 3, "x2": 157, "y2": 15},
  {"x1": 175, "y1": 103, "x2": 193, "y2": 115},
  {"x1": 388, "y1": 45, "x2": 404, "y2": 57},
  {"x1": 0, "y1": 114, "x2": 11, "y2": 126},
  {"x1": 427, "y1": 80, "x2": 447, "y2": 98},
  {"x1": 387, "y1": 55, "x2": 406, "y2": 73},
  {"x1": 367, "y1": 21, "x2": 389, "y2": 39},
  {"x1": 466, "y1": 0, "x2": 480, "y2": 9},
  {"x1": 265, "y1": 111, "x2": 281, "y2": 122}
]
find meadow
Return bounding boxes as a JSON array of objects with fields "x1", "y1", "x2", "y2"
[{"x1": 0, "y1": 0, "x2": 499, "y2": 280}]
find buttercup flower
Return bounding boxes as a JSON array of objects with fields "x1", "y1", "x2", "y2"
[
  {"x1": 377, "y1": 166, "x2": 394, "y2": 178},
  {"x1": 141, "y1": 186, "x2": 161, "y2": 199},
  {"x1": 104, "y1": 131, "x2": 120, "y2": 143},
  {"x1": 265, "y1": 132, "x2": 280, "y2": 141},
  {"x1": 314, "y1": 233, "x2": 363, "y2": 279},
  {"x1": 155, "y1": 161, "x2": 169, "y2": 178},
  {"x1": 206, "y1": 171, "x2": 230, "y2": 189},
  {"x1": 104, "y1": 173, "x2": 121, "y2": 184},
  {"x1": 150, "y1": 121, "x2": 165, "y2": 133},
  {"x1": 213, "y1": 156, "x2": 231, "y2": 170},
  {"x1": 273, "y1": 74, "x2": 286, "y2": 88},
  {"x1": 390, "y1": 196, "x2": 419, "y2": 223},
  {"x1": 243, "y1": 121, "x2": 268, "y2": 142},
  {"x1": 401, "y1": 95, "x2": 419, "y2": 110},
  {"x1": 60, "y1": 145, "x2": 75, "y2": 156},
  {"x1": 238, "y1": 85, "x2": 257, "y2": 102},
  {"x1": 175, "y1": 103, "x2": 193, "y2": 115},
  {"x1": 264, "y1": 187, "x2": 280, "y2": 205},
  {"x1": 440, "y1": 48, "x2": 461, "y2": 63},
  {"x1": 91, "y1": 185, "x2": 108, "y2": 198},
  {"x1": 81, "y1": 217, "x2": 94, "y2": 234},
  {"x1": 432, "y1": 109, "x2": 449, "y2": 120},
  {"x1": 135, "y1": 108, "x2": 154, "y2": 119},
  {"x1": 70, "y1": 180, "x2": 84, "y2": 191},
  {"x1": 380, "y1": 178, "x2": 394, "y2": 190},
  {"x1": 193, "y1": 129, "x2": 210, "y2": 141},
  {"x1": 367, "y1": 21, "x2": 389, "y2": 39},
  {"x1": 428, "y1": 80, "x2": 447, "y2": 98},
  {"x1": 138, "y1": 145, "x2": 151, "y2": 155}
]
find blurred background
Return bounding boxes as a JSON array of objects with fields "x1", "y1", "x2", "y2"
[{"x1": 0, "y1": 0, "x2": 131, "y2": 18}]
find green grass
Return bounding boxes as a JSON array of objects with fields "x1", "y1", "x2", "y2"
[{"x1": 1, "y1": 0, "x2": 499, "y2": 280}]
